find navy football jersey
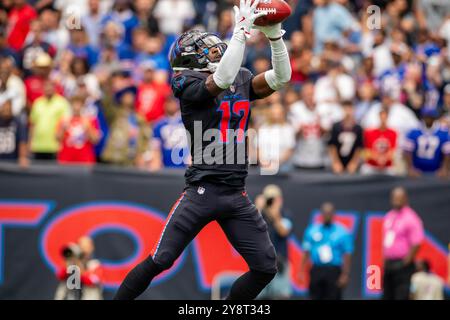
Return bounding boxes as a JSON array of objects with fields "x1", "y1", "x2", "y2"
[{"x1": 171, "y1": 68, "x2": 260, "y2": 187}]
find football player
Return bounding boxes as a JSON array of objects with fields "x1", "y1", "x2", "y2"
[{"x1": 114, "y1": 0, "x2": 292, "y2": 300}]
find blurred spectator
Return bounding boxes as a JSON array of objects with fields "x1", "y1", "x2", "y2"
[
  {"x1": 153, "y1": 0, "x2": 195, "y2": 35},
  {"x1": 100, "y1": 85, "x2": 150, "y2": 167},
  {"x1": 328, "y1": 101, "x2": 363, "y2": 174},
  {"x1": 416, "y1": 0, "x2": 450, "y2": 34},
  {"x1": 378, "y1": 42, "x2": 409, "y2": 102},
  {"x1": 368, "y1": 30, "x2": 394, "y2": 78},
  {"x1": 100, "y1": 19, "x2": 133, "y2": 60},
  {"x1": 21, "y1": 20, "x2": 57, "y2": 76},
  {"x1": 401, "y1": 62, "x2": 425, "y2": 118},
  {"x1": 67, "y1": 26, "x2": 99, "y2": 68},
  {"x1": 312, "y1": 0, "x2": 355, "y2": 54},
  {"x1": 101, "y1": 0, "x2": 140, "y2": 46},
  {"x1": 257, "y1": 103, "x2": 295, "y2": 173},
  {"x1": 64, "y1": 57, "x2": 101, "y2": 99},
  {"x1": 410, "y1": 259, "x2": 444, "y2": 300},
  {"x1": 289, "y1": 82, "x2": 327, "y2": 169},
  {"x1": 361, "y1": 88, "x2": 419, "y2": 147},
  {"x1": 55, "y1": 236, "x2": 103, "y2": 300},
  {"x1": 256, "y1": 185, "x2": 293, "y2": 300},
  {"x1": 29, "y1": 80, "x2": 71, "y2": 160},
  {"x1": 354, "y1": 81, "x2": 378, "y2": 124},
  {"x1": 57, "y1": 95, "x2": 100, "y2": 165},
  {"x1": 300, "y1": 202, "x2": 353, "y2": 300},
  {"x1": 0, "y1": 57, "x2": 26, "y2": 116},
  {"x1": 0, "y1": 98, "x2": 28, "y2": 167},
  {"x1": 7, "y1": 0, "x2": 37, "y2": 52},
  {"x1": 24, "y1": 52, "x2": 64, "y2": 105},
  {"x1": 149, "y1": 96, "x2": 189, "y2": 171},
  {"x1": 0, "y1": 26, "x2": 19, "y2": 65},
  {"x1": 216, "y1": 8, "x2": 233, "y2": 40},
  {"x1": 382, "y1": 187, "x2": 424, "y2": 300},
  {"x1": 134, "y1": 0, "x2": 159, "y2": 35},
  {"x1": 39, "y1": 7, "x2": 70, "y2": 55},
  {"x1": 136, "y1": 60, "x2": 170, "y2": 123},
  {"x1": 288, "y1": 31, "x2": 313, "y2": 86},
  {"x1": 82, "y1": 0, "x2": 107, "y2": 48},
  {"x1": 314, "y1": 58, "x2": 355, "y2": 107},
  {"x1": 403, "y1": 108, "x2": 450, "y2": 177},
  {"x1": 361, "y1": 109, "x2": 397, "y2": 175}
]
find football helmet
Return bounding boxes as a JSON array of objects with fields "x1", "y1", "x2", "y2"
[{"x1": 169, "y1": 30, "x2": 227, "y2": 72}]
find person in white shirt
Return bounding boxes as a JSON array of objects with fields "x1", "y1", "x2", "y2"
[
  {"x1": 153, "y1": 0, "x2": 196, "y2": 35},
  {"x1": 0, "y1": 57, "x2": 26, "y2": 116},
  {"x1": 410, "y1": 259, "x2": 444, "y2": 300},
  {"x1": 365, "y1": 30, "x2": 394, "y2": 78},
  {"x1": 257, "y1": 103, "x2": 296, "y2": 174},
  {"x1": 289, "y1": 82, "x2": 330, "y2": 169},
  {"x1": 314, "y1": 59, "x2": 355, "y2": 106}
]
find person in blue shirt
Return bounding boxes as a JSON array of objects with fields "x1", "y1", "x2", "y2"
[
  {"x1": 150, "y1": 97, "x2": 189, "y2": 170},
  {"x1": 403, "y1": 108, "x2": 450, "y2": 177},
  {"x1": 300, "y1": 202, "x2": 354, "y2": 300}
]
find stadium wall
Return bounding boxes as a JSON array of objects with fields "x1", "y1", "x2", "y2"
[{"x1": 0, "y1": 164, "x2": 448, "y2": 299}]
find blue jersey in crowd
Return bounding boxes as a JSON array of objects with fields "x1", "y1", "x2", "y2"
[
  {"x1": 404, "y1": 125, "x2": 450, "y2": 172},
  {"x1": 153, "y1": 115, "x2": 189, "y2": 168},
  {"x1": 302, "y1": 222, "x2": 353, "y2": 267}
]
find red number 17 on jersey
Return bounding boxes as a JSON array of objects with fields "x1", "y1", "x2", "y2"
[{"x1": 217, "y1": 100, "x2": 250, "y2": 144}]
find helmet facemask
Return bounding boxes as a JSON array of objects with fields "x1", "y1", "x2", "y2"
[
  {"x1": 194, "y1": 34, "x2": 227, "y2": 72},
  {"x1": 170, "y1": 31, "x2": 227, "y2": 72}
]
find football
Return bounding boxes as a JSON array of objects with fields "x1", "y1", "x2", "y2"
[{"x1": 253, "y1": 0, "x2": 292, "y2": 27}]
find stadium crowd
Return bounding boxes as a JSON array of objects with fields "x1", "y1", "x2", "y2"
[{"x1": 0, "y1": 0, "x2": 450, "y2": 177}]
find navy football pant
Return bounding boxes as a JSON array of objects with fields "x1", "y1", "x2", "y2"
[{"x1": 114, "y1": 182, "x2": 277, "y2": 300}]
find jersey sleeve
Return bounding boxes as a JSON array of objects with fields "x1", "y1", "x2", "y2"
[
  {"x1": 403, "y1": 130, "x2": 417, "y2": 153},
  {"x1": 171, "y1": 72, "x2": 214, "y2": 102},
  {"x1": 442, "y1": 131, "x2": 450, "y2": 155},
  {"x1": 328, "y1": 123, "x2": 339, "y2": 146}
]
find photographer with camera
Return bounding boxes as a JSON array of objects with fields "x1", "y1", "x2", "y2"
[
  {"x1": 255, "y1": 184, "x2": 293, "y2": 299},
  {"x1": 54, "y1": 236, "x2": 103, "y2": 300}
]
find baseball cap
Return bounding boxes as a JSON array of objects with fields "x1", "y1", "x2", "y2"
[
  {"x1": 263, "y1": 184, "x2": 282, "y2": 199},
  {"x1": 421, "y1": 108, "x2": 439, "y2": 118},
  {"x1": 114, "y1": 85, "x2": 137, "y2": 103},
  {"x1": 34, "y1": 53, "x2": 52, "y2": 68}
]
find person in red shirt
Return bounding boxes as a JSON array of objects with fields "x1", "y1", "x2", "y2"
[
  {"x1": 136, "y1": 61, "x2": 170, "y2": 123},
  {"x1": 361, "y1": 108, "x2": 398, "y2": 175},
  {"x1": 7, "y1": 0, "x2": 37, "y2": 52},
  {"x1": 57, "y1": 95, "x2": 100, "y2": 165},
  {"x1": 24, "y1": 52, "x2": 64, "y2": 106}
]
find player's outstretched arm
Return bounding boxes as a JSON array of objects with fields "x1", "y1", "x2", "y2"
[
  {"x1": 206, "y1": 0, "x2": 267, "y2": 96},
  {"x1": 251, "y1": 23, "x2": 292, "y2": 98}
]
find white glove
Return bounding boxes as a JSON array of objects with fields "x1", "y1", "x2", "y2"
[
  {"x1": 254, "y1": 23, "x2": 286, "y2": 40},
  {"x1": 233, "y1": 0, "x2": 268, "y2": 39}
]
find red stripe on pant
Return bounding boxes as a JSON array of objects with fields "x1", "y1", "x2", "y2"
[{"x1": 150, "y1": 192, "x2": 186, "y2": 257}]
